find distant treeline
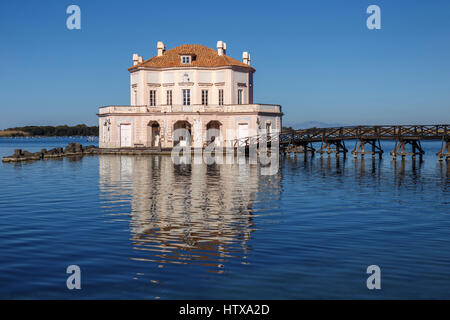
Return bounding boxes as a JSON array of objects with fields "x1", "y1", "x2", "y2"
[
  {"x1": 282, "y1": 126, "x2": 295, "y2": 132},
  {"x1": 3, "y1": 124, "x2": 99, "y2": 137}
]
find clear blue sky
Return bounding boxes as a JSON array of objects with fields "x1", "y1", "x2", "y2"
[{"x1": 0, "y1": 0, "x2": 449, "y2": 129}]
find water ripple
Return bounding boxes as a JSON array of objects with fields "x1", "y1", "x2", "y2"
[{"x1": 0, "y1": 139, "x2": 449, "y2": 298}]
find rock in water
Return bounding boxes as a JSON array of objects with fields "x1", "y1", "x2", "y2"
[{"x1": 14, "y1": 149, "x2": 22, "y2": 157}]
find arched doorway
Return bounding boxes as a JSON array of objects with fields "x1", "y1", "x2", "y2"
[
  {"x1": 147, "y1": 121, "x2": 161, "y2": 147},
  {"x1": 173, "y1": 120, "x2": 192, "y2": 147},
  {"x1": 206, "y1": 120, "x2": 222, "y2": 146}
]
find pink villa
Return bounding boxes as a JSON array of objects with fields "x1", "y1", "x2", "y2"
[{"x1": 98, "y1": 41, "x2": 282, "y2": 149}]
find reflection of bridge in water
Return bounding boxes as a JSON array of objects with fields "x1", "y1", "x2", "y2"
[
  {"x1": 98, "y1": 155, "x2": 281, "y2": 273},
  {"x1": 234, "y1": 125, "x2": 450, "y2": 161}
]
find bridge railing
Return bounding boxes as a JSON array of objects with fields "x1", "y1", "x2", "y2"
[
  {"x1": 223, "y1": 125, "x2": 449, "y2": 159},
  {"x1": 226, "y1": 132, "x2": 280, "y2": 149},
  {"x1": 280, "y1": 125, "x2": 449, "y2": 142}
]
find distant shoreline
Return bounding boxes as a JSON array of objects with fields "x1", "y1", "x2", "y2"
[{"x1": 0, "y1": 125, "x2": 99, "y2": 137}]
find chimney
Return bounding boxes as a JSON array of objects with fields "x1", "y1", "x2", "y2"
[
  {"x1": 157, "y1": 41, "x2": 166, "y2": 56},
  {"x1": 242, "y1": 52, "x2": 251, "y2": 65},
  {"x1": 138, "y1": 56, "x2": 143, "y2": 63},
  {"x1": 132, "y1": 53, "x2": 139, "y2": 66},
  {"x1": 217, "y1": 41, "x2": 226, "y2": 56}
]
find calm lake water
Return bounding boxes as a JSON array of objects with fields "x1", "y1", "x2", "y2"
[{"x1": 0, "y1": 137, "x2": 449, "y2": 299}]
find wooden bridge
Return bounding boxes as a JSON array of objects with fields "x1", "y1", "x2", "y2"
[{"x1": 231, "y1": 125, "x2": 450, "y2": 161}]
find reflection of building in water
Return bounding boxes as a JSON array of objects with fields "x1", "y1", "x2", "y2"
[{"x1": 99, "y1": 155, "x2": 281, "y2": 272}]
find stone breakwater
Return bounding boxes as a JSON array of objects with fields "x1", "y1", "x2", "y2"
[
  {"x1": 2, "y1": 144, "x2": 257, "y2": 163},
  {"x1": 2, "y1": 143, "x2": 99, "y2": 163}
]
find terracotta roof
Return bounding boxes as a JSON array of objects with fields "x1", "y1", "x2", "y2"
[{"x1": 128, "y1": 44, "x2": 255, "y2": 72}]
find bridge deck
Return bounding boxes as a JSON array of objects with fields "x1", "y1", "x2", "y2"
[
  {"x1": 231, "y1": 125, "x2": 450, "y2": 160},
  {"x1": 279, "y1": 125, "x2": 449, "y2": 143}
]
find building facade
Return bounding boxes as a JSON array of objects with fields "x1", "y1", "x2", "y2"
[{"x1": 98, "y1": 41, "x2": 282, "y2": 149}]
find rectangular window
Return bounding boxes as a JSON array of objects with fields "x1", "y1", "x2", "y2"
[
  {"x1": 202, "y1": 90, "x2": 208, "y2": 106},
  {"x1": 181, "y1": 56, "x2": 191, "y2": 64},
  {"x1": 183, "y1": 89, "x2": 191, "y2": 106},
  {"x1": 149, "y1": 90, "x2": 156, "y2": 106},
  {"x1": 166, "y1": 90, "x2": 172, "y2": 105},
  {"x1": 218, "y1": 89, "x2": 224, "y2": 105},
  {"x1": 134, "y1": 89, "x2": 138, "y2": 105},
  {"x1": 237, "y1": 89, "x2": 243, "y2": 105}
]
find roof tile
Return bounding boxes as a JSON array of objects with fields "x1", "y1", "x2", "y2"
[{"x1": 128, "y1": 44, "x2": 255, "y2": 72}]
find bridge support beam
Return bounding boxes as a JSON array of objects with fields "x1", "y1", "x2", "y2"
[
  {"x1": 390, "y1": 138, "x2": 424, "y2": 160},
  {"x1": 352, "y1": 139, "x2": 383, "y2": 159},
  {"x1": 437, "y1": 137, "x2": 450, "y2": 161},
  {"x1": 317, "y1": 139, "x2": 348, "y2": 158},
  {"x1": 287, "y1": 142, "x2": 315, "y2": 154}
]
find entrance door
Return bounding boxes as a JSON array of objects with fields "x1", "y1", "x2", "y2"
[
  {"x1": 147, "y1": 123, "x2": 160, "y2": 147},
  {"x1": 120, "y1": 124, "x2": 132, "y2": 147},
  {"x1": 238, "y1": 123, "x2": 249, "y2": 146},
  {"x1": 152, "y1": 125, "x2": 160, "y2": 147}
]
